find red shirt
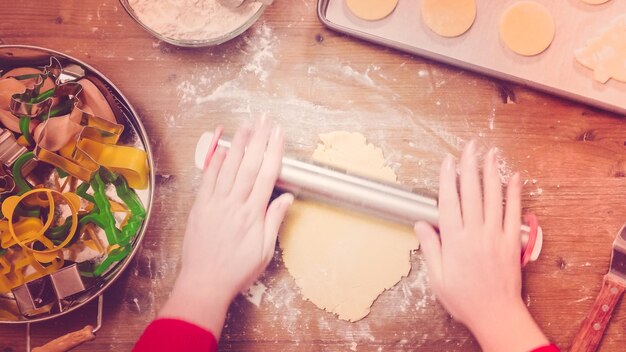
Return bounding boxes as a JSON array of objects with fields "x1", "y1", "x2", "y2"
[
  {"x1": 133, "y1": 319, "x2": 218, "y2": 352},
  {"x1": 133, "y1": 319, "x2": 560, "y2": 352}
]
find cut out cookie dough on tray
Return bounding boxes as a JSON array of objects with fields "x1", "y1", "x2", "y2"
[
  {"x1": 421, "y1": 0, "x2": 477, "y2": 38},
  {"x1": 575, "y1": 14, "x2": 626, "y2": 84}
]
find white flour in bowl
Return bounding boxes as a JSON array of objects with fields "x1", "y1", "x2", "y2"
[{"x1": 128, "y1": 0, "x2": 262, "y2": 41}]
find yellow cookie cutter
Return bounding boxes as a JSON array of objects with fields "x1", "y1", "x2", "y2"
[
  {"x1": 35, "y1": 104, "x2": 123, "y2": 153},
  {"x1": 2, "y1": 189, "x2": 80, "y2": 256},
  {"x1": 76, "y1": 137, "x2": 149, "y2": 190},
  {"x1": 0, "y1": 248, "x2": 63, "y2": 294},
  {"x1": 0, "y1": 217, "x2": 43, "y2": 249},
  {"x1": 36, "y1": 115, "x2": 149, "y2": 189},
  {"x1": 24, "y1": 70, "x2": 149, "y2": 190}
]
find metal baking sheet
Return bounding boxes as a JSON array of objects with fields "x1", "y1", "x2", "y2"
[{"x1": 318, "y1": 0, "x2": 626, "y2": 116}]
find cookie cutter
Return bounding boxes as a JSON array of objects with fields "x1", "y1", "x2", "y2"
[
  {"x1": 5, "y1": 57, "x2": 148, "y2": 190},
  {"x1": 8, "y1": 57, "x2": 63, "y2": 120},
  {"x1": 0, "y1": 165, "x2": 15, "y2": 198},
  {"x1": 12, "y1": 264, "x2": 86, "y2": 317},
  {"x1": 0, "y1": 45, "x2": 152, "y2": 352},
  {"x1": 0, "y1": 247, "x2": 63, "y2": 295},
  {"x1": 0, "y1": 128, "x2": 27, "y2": 166},
  {"x1": 26, "y1": 74, "x2": 149, "y2": 189},
  {"x1": 2, "y1": 189, "x2": 80, "y2": 257}
]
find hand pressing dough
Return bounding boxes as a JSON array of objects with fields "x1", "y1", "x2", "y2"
[
  {"x1": 421, "y1": 0, "x2": 477, "y2": 38},
  {"x1": 346, "y1": 0, "x2": 398, "y2": 21},
  {"x1": 499, "y1": 1, "x2": 555, "y2": 56},
  {"x1": 575, "y1": 15, "x2": 626, "y2": 83},
  {"x1": 279, "y1": 131, "x2": 418, "y2": 322}
]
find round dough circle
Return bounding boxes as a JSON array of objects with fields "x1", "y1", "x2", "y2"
[
  {"x1": 421, "y1": 0, "x2": 477, "y2": 38},
  {"x1": 346, "y1": 0, "x2": 398, "y2": 21},
  {"x1": 499, "y1": 1, "x2": 555, "y2": 56},
  {"x1": 581, "y1": 0, "x2": 610, "y2": 4}
]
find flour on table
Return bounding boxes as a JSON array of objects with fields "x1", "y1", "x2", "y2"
[
  {"x1": 128, "y1": 0, "x2": 262, "y2": 41},
  {"x1": 279, "y1": 132, "x2": 419, "y2": 322},
  {"x1": 242, "y1": 281, "x2": 267, "y2": 307},
  {"x1": 173, "y1": 27, "x2": 507, "y2": 344}
]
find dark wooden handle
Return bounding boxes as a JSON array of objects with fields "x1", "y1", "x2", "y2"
[
  {"x1": 570, "y1": 274, "x2": 625, "y2": 352},
  {"x1": 32, "y1": 325, "x2": 95, "y2": 352}
]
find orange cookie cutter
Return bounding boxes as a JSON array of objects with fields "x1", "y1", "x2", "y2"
[{"x1": 2, "y1": 189, "x2": 80, "y2": 258}]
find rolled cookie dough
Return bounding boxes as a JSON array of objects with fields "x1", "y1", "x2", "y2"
[
  {"x1": 421, "y1": 0, "x2": 477, "y2": 38},
  {"x1": 346, "y1": 0, "x2": 398, "y2": 21},
  {"x1": 279, "y1": 131, "x2": 418, "y2": 322},
  {"x1": 312, "y1": 131, "x2": 397, "y2": 182},
  {"x1": 575, "y1": 14, "x2": 626, "y2": 83},
  {"x1": 499, "y1": 1, "x2": 555, "y2": 56}
]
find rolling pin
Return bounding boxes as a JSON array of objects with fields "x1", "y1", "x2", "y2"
[{"x1": 195, "y1": 132, "x2": 543, "y2": 263}]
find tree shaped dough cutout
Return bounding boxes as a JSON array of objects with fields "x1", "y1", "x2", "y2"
[{"x1": 575, "y1": 15, "x2": 626, "y2": 83}]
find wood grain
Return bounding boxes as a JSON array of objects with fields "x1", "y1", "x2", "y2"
[
  {"x1": 0, "y1": 0, "x2": 625, "y2": 351},
  {"x1": 32, "y1": 325, "x2": 95, "y2": 352}
]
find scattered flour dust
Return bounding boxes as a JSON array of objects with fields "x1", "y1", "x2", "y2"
[
  {"x1": 172, "y1": 19, "x2": 522, "y2": 348},
  {"x1": 242, "y1": 281, "x2": 267, "y2": 307},
  {"x1": 128, "y1": 0, "x2": 261, "y2": 41},
  {"x1": 525, "y1": 178, "x2": 543, "y2": 197},
  {"x1": 494, "y1": 147, "x2": 513, "y2": 183},
  {"x1": 176, "y1": 28, "x2": 464, "y2": 190},
  {"x1": 263, "y1": 275, "x2": 303, "y2": 338},
  {"x1": 247, "y1": 257, "x2": 433, "y2": 349},
  {"x1": 242, "y1": 23, "x2": 278, "y2": 82},
  {"x1": 489, "y1": 107, "x2": 496, "y2": 130}
]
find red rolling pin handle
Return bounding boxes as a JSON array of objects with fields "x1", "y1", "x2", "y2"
[{"x1": 522, "y1": 213, "x2": 540, "y2": 266}]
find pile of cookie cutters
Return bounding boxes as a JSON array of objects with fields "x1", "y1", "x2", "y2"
[{"x1": 0, "y1": 45, "x2": 154, "y2": 350}]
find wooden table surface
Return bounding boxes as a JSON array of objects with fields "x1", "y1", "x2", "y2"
[{"x1": 1, "y1": 1, "x2": 626, "y2": 351}]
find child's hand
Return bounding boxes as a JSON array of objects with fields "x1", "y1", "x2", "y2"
[
  {"x1": 415, "y1": 140, "x2": 548, "y2": 352},
  {"x1": 160, "y1": 116, "x2": 293, "y2": 338}
]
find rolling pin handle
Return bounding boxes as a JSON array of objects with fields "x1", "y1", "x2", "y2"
[{"x1": 521, "y1": 213, "x2": 542, "y2": 266}]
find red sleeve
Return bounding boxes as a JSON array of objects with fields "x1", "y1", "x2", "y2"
[
  {"x1": 133, "y1": 318, "x2": 218, "y2": 352},
  {"x1": 531, "y1": 344, "x2": 560, "y2": 352}
]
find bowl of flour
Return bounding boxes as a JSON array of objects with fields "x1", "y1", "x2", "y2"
[{"x1": 120, "y1": 0, "x2": 265, "y2": 47}]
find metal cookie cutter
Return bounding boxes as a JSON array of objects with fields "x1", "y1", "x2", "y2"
[
  {"x1": 12, "y1": 264, "x2": 86, "y2": 316},
  {"x1": 14, "y1": 264, "x2": 102, "y2": 352},
  {"x1": 8, "y1": 57, "x2": 64, "y2": 119},
  {"x1": 0, "y1": 45, "x2": 154, "y2": 352},
  {"x1": 0, "y1": 166, "x2": 15, "y2": 197},
  {"x1": 0, "y1": 128, "x2": 27, "y2": 166}
]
